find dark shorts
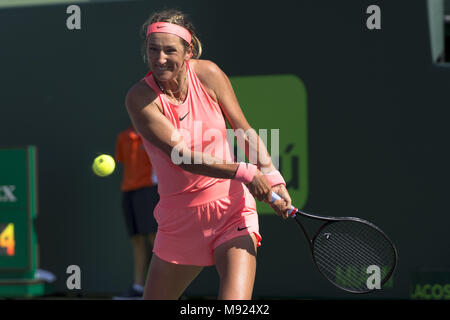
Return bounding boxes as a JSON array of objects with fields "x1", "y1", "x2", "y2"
[{"x1": 122, "y1": 185, "x2": 159, "y2": 236}]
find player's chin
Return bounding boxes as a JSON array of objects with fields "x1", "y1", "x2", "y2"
[{"x1": 153, "y1": 69, "x2": 173, "y2": 81}]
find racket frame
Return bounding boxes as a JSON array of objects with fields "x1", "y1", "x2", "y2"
[{"x1": 292, "y1": 210, "x2": 398, "y2": 294}]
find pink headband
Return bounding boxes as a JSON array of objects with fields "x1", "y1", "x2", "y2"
[{"x1": 146, "y1": 22, "x2": 192, "y2": 44}]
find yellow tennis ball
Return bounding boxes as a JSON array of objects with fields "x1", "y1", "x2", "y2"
[{"x1": 92, "y1": 154, "x2": 115, "y2": 177}]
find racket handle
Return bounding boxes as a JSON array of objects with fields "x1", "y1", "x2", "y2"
[{"x1": 271, "y1": 191, "x2": 298, "y2": 218}]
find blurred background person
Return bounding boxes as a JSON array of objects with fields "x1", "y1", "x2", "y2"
[{"x1": 113, "y1": 124, "x2": 159, "y2": 300}]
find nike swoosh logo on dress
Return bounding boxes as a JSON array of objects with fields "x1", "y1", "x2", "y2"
[{"x1": 179, "y1": 111, "x2": 190, "y2": 121}]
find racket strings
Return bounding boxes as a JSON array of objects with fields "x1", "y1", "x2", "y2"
[
  {"x1": 315, "y1": 224, "x2": 395, "y2": 289},
  {"x1": 312, "y1": 220, "x2": 396, "y2": 293},
  {"x1": 314, "y1": 237, "x2": 377, "y2": 273},
  {"x1": 313, "y1": 238, "x2": 383, "y2": 288},
  {"x1": 313, "y1": 243, "x2": 378, "y2": 288},
  {"x1": 314, "y1": 235, "x2": 391, "y2": 291}
]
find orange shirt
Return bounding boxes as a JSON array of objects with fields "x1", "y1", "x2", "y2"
[{"x1": 115, "y1": 127, "x2": 155, "y2": 192}]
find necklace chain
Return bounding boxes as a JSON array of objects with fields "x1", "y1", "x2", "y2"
[{"x1": 155, "y1": 68, "x2": 187, "y2": 103}]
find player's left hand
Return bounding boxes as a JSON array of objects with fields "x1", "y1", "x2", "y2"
[{"x1": 270, "y1": 184, "x2": 292, "y2": 219}]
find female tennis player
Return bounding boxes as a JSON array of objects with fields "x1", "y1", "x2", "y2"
[{"x1": 125, "y1": 9, "x2": 292, "y2": 300}]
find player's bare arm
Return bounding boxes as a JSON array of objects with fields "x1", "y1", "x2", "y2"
[
  {"x1": 193, "y1": 59, "x2": 291, "y2": 210},
  {"x1": 125, "y1": 81, "x2": 239, "y2": 180}
]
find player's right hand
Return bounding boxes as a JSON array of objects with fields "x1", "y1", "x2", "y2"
[
  {"x1": 246, "y1": 170, "x2": 272, "y2": 204},
  {"x1": 270, "y1": 184, "x2": 292, "y2": 220}
]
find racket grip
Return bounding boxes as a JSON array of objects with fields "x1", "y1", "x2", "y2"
[{"x1": 271, "y1": 191, "x2": 298, "y2": 217}]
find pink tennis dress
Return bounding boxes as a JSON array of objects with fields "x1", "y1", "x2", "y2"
[{"x1": 141, "y1": 61, "x2": 261, "y2": 266}]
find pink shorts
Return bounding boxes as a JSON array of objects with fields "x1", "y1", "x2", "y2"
[{"x1": 152, "y1": 180, "x2": 261, "y2": 266}]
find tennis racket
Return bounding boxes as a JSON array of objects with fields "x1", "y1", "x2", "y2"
[{"x1": 271, "y1": 192, "x2": 398, "y2": 294}]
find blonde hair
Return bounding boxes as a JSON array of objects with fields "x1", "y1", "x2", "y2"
[{"x1": 141, "y1": 9, "x2": 202, "y2": 65}]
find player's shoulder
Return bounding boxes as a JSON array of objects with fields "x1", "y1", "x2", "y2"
[
  {"x1": 125, "y1": 79, "x2": 159, "y2": 112},
  {"x1": 191, "y1": 59, "x2": 224, "y2": 81},
  {"x1": 191, "y1": 59, "x2": 227, "y2": 92}
]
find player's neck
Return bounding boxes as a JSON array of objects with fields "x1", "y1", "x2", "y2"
[{"x1": 157, "y1": 64, "x2": 188, "y2": 103}]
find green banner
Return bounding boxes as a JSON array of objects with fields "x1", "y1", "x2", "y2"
[
  {"x1": 410, "y1": 271, "x2": 450, "y2": 300},
  {"x1": 230, "y1": 75, "x2": 309, "y2": 214}
]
